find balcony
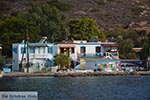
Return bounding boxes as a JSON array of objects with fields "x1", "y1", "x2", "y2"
[
  {"x1": 78, "y1": 53, "x2": 103, "y2": 58},
  {"x1": 29, "y1": 54, "x2": 53, "y2": 60}
]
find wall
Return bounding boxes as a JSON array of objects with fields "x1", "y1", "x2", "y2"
[{"x1": 76, "y1": 42, "x2": 101, "y2": 55}]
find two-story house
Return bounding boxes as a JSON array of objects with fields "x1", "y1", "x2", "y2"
[
  {"x1": 12, "y1": 38, "x2": 55, "y2": 72},
  {"x1": 12, "y1": 38, "x2": 119, "y2": 72},
  {"x1": 76, "y1": 42, "x2": 102, "y2": 58}
]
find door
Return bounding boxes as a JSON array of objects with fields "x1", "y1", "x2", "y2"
[
  {"x1": 96, "y1": 46, "x2": 101, "y2": 56},
  {"x1": 80, "y1": 46, "x2": 86, "y2": 56}
]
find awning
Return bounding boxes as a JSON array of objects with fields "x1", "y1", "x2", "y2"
[
  {"x1": 59, "y1": 44, "x2": 75, "y2": 48},
  {"x1": 133, "y1": 48, "x2": 142, "y2": 53}
]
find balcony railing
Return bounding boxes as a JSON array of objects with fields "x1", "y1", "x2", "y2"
[
  {"x1": 78, "y1": 53, "x2": 103, "y2": 58},
  {"x1": 29, "y1": 54, "x2": 53, "y2": 59}
]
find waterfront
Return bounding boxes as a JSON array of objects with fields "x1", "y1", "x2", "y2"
[{"x1": 0, "y1": 76, "x2": 150, "y2": 100}]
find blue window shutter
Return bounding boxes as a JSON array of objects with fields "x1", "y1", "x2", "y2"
[
  {"x1": 48, "y1": 47, "x2": 53, "y2": 54},
  {"x1": 21, "y1": 47, "x2": 26, "y2": 54}
]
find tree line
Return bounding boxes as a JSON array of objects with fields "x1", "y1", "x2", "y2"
[{"x1": 0, "y1": 1, "x2": 149, "y2": 60}]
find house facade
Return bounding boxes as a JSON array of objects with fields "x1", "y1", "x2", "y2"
[
  {"x1": 76, "y1": 42, "x2": 102, "y2": 58},
  {"x1": 12, "y1": 42, "x2": 55, "y2": 72},
  {"x1": 101, "y1": 42, "x2": 119, "y2": 59},
  {"x1": 56, "y1": 43, "x2": 76, "y2": 57},
  {"x1": 12, "y1": 38, "x2": 119, "y2": 72}
]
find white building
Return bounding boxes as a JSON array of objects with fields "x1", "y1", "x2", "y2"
[
  {"x1": 76, "y1": 42, "x2": 102, "y2": 58},
  {"x1": 12, "y1": 39, "x2": 55, "y2": 72},
  {"x1": 54, "y1": 41, "x2": 119, "y2": 60},
  {"x1": 12, "y1": 38, "x2": 119, "y2": 72}
]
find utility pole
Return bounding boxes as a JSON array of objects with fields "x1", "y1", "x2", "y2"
[{"x1": 26, "y1": 26, "x2": 29, "y2": 73}]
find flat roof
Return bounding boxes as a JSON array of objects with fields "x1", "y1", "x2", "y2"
[
  {"x1": 77, "y1": 42, "x2": 101, "y2": 45},
  {"x1": 29, "y1": 43, "x2": 54, "y2": 47}
]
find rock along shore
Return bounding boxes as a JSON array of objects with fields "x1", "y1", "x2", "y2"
[{"x1": 1, "y1": 71, "x2": 150, "y2": 78}]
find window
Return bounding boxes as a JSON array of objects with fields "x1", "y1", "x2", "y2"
[
  {"x1": 96, "y1": 46, "x2": 101, "y2": 53},
  {"x1": 38, "y1": 47, "x2": 45, "y2": 53},
  {"x1": 21, "y1": 47, "x2": 26, "y2": 54},
  {"x1": 60, "y1": 48, "x2": 64, "y2": 53},
  {"x1": 80, "y1": 46, "x2": 86, "y2": 53},
  {"x1": 38, "y1": 47, "x2": 40, "y2": 53},
  {"x1": 43, "y1": 47, "x2": 46, "y2": 53},
  {"x1": 30, "y1": 47, "x2": 35, "y2": 53},
  {"x1": 48, "y1": 47, "x2": 53, "y2": 54},
  {"x1": 71, "y1": 48, "x2": 74, "y2": 53},
  {"x1": 96, "y1": 46, "x2": 101, "y2": 56}
]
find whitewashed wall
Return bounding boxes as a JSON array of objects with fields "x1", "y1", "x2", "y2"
[{"x1": 76, "y1": 42, "x2": 102, "y2": 54}]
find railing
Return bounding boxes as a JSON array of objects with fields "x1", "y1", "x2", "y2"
[
  {"x1": 29, "y1": 54, "x2": 53, "y2": 59},
  {"x1": 77, "y1": 52, "x2": 119, "y2": 59},
  {"x1": 106, "y1": 52, "x2": 119, "y2": 59},
  {"x1": 78, "y1": 53, "x2": 103, "y2": 58}
]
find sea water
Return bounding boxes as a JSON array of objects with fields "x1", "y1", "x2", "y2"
[{"x1": 0, "y1": 76, "x2": 150, "y2": 100}]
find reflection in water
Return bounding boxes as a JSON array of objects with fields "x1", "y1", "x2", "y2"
[{"x1": 0, "y1": 76, "x2": 150, "y2": 100}]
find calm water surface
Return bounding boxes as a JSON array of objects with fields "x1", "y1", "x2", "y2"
[{"x1": 0, "y1": 76, "x2": 150, "y2": 100}]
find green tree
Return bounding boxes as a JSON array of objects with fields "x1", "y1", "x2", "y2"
[
  {"x1": 138, "y1": 30, "x2": 149, "y2": 47},
  {"x1": 117, "y1": 39, "x2": 136, "y2": 59},
  {"x1": 0, "y1": 17, "x2": 40, "y2": 41},
  {"x1": 69, "y1": 17, "x2": 106, "y2": 41},
  {"x1": 18, "y1": 3, "x2": 69, "y2": 42},
  {"x1": 54, "y1": 54, "x2": 69, "y2": 70},
  {"x1": 140, "y1": 42, "x2": 150, "y2": 60},
  {"x1": 109, "y1": 29, "x2": 139, "y2": 46},
  {"x1": 0, "y1": 17, "x2": 40, "y2": 56}
]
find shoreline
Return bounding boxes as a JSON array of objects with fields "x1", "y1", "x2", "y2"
[{"x1": 1, "y1": 71, "x2": 150, "y2": 78}]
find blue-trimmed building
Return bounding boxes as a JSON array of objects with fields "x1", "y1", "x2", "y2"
[
  {"x1": 12, "y1": 41, "x2": 55, "y2": 72},
  {"x1": 76, "y1": 42, "x2": 102, "y2": 58},
  {"x1": 12, "y1": 38, "x2": 119, "y2": 72}
]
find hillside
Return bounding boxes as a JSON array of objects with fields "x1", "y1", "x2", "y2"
[
  {"x1": 64, "y1": 0, "x2": 150, "y2": 33},
  {"x1": 1, "y1": 0, "x2": 150, "y2": 33},
  {"x1": 0, "y1": 0, "x2": 150, "y2": 59}
]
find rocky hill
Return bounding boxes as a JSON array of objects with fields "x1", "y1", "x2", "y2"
[
  {"x1": 1, "y1": 0, "x2": 150, "y2": 33},
  {"x1": 63, "y1": 0, "x2": 150, "y2": 33}
]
